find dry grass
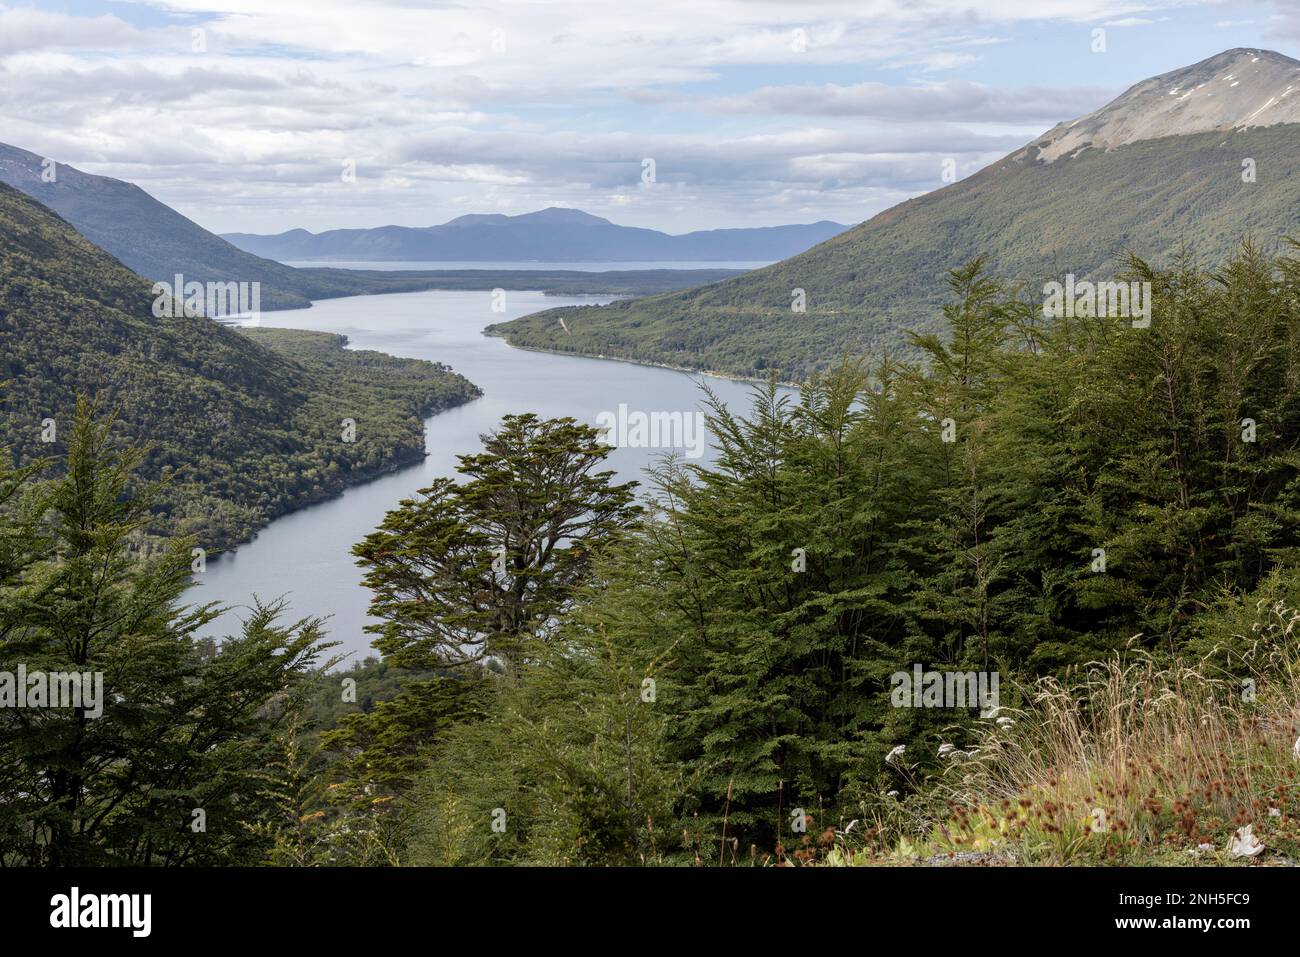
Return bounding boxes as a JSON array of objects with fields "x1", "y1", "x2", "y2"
[{"x1": 918, "y1": 604, "x2": 1300, "y2": 864}]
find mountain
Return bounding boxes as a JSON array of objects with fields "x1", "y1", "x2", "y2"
[
  {"x1": 0, "y1": 142, "x2": 750, "y2": 308},
  {"x1": 0, "y1": 141, "x2": 375, "y2": 311},
  {"x1": 488, "y1": 48, "x2": 1300, "y2": 381},
  {"x1": 1032, "y1": 48, "x2": 1300, "y2": 161},
  {"x1": 0, "y1": 181, "x2": 480, "y2": 551},
  {"x1": 221, "y1": 207, "x2": 849, "y2": 262}
]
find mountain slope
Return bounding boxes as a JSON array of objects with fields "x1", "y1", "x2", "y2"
[
  {"x1": 0, "y1": 141, "x2": 374, "y2": 310},
  {"x1": 0, "y1": 181, "x2": 479, "y2": 551},
  {"x1": 0, "y1": 143, "x2": 751, "y2": 309},
  {"x1": 1033, "y1": 48, "x2": 1300, "y2": 162},
  {"x1": 489, "y1": 49, "x2": 1300, "y2": 381},
  {"x1": 222, "y1": 207, "x2": 849, "y2": 262}
]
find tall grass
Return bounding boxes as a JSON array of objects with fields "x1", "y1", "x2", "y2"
[{"x1": 920, "y1": 606, "x2": 1300, "y2": 864}]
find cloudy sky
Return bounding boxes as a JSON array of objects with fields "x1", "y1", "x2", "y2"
[{"x1": 4, "y1": 0, "x2": 1299, "y2": 234}]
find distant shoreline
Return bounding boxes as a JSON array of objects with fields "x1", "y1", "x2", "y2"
[{"x1": 483, "y1": 329, "x2": 800, "y2": 389}]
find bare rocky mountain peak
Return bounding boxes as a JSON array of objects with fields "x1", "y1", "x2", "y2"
[{"x1": 1031, "y1": 48, "x2": 1300, "y2": 162}]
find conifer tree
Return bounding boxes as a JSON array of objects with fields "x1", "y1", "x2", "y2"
[{"x1": 0, "y1": 399, "x2": 328, "y2": 865}]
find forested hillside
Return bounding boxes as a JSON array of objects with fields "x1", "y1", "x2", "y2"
[
  {"x1": 291, "y1": 245, "x2": 1300, "y2": 867},
  {"x1": 0, "y1": 182, "x2": 480, "y2": 551},
  {"x1": 8, "y1": 219, "x2": 1300, "y2": 866},
  {"x1": 491, "y1": 124, "x2": 1300, "y2": 381}
]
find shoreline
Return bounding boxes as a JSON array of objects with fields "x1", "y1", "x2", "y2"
[
  {"x1": 483, "y1": 331, "x2": 801, "y2": 389},
  {"x1": 209, "y1": 313, "x2": 786, "y2": 564},
  {"x1": 205, "y1": 387, "x2": 480, "y2": 562}
]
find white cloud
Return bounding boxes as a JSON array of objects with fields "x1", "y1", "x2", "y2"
[
  {"x1": 700, "y1": 80, "x2": 1113, "y2": 123},
  {"x1": 0, "y1": 8, "x2": 143, "y2": 56},
  {"x1": 0, "y1": 0, "x2": 1219, "y2": 231}
]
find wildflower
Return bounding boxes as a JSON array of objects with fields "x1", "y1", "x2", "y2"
[
  {"x1": 886, "y1": 790, "x2": 900, "y2": 798},
  {"x1": 1269, "y1": 807, "x2": 1282, "y2": 818},
  {"x1": 1196, "y1": 843, "x2": 1215, "y2": 853},
  {"x1": 885, "y1": 745, "x2": 906, "y2": 765},
  {"x1": 1229, "y1": 825, "x2": 1264, "y2": 859}
]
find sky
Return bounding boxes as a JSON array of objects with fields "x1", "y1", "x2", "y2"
[{"x1": 3, "y1": 0, "x2": 1300, "y2": 235}]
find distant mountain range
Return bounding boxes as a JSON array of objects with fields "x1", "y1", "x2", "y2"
[
  {"x1": 221, "y1": 208, "x2": 850, "y2": 263},
  {"x1": 0, "y1": 144, "x2": 753, "y2": 310},
  {"x1": 490, "y1": 48, "x2": 1300, "y2": 381}
]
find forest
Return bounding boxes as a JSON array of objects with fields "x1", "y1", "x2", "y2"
[
  {"x1": 4, "y1": 242, "x2": 1300, "y2": 866},
  {"x1": 0, "y1": 182, "x2": 482, "y2": 553},
  {"x1": 492, "y1": 126, "x2": 1300, "y2": 382}
]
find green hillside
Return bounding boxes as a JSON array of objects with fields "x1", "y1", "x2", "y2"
[
  {"x1": 0, "y1": 182, "x2": 479, "y2": 551},
  {"x1": 490, "y1": 125, "x2": 1300, "y2": 381}
]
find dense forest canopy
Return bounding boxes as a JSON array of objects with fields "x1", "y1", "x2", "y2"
[
  {"x1": 0, "y1": 182, "x2": 481, "y2": 552},
  {"x1": 163, "y1": 242, "x2": 1300, "y2": 867}
]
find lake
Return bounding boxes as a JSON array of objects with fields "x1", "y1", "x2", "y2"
[{"x1": 189, "y1": 283, "x2": 777, "y2": 663}]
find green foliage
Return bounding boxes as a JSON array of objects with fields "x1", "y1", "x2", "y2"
[
  {"x1": 404, "y1": 618, "x2": 681, "y2": 866},
  {"x1": 473, "y1": 245, "x2": 1300, "y2": 857},
  {"x1": 0, "y1": 399, "x2": 332, "y2": 865},
  {"x1": 314, "y1": 414, "x2": 644, "y2": 863},
  {"x1": 0, "y1": 183, "x2": 480, "y2": 552},
  {"x1": 354, "y1": 413, "x2": 640, "y2": 672},
  {"x1": 493, "y1": 127, "x2": 1300, "y2": 381}
]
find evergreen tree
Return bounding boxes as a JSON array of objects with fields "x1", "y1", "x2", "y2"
[
  {"x1": 0, "y1": 399, "x2": 329, "y2": 865},
  {"x1": 354, "y1": 413, "x2": 640, "y2": 672}
]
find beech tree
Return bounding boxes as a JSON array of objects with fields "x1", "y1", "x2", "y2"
[
  {"x1": 354, "y1": 413, "x2": 641, "y2": 672},
  {"x1": 323, "y1": 414, "x2": 641, "y2": 860}
]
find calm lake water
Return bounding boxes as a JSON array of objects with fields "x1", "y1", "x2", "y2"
[{"x1": 189, "y1": 284, "x2": 776, "y2": 663}]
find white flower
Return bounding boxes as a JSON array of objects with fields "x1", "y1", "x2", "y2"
[
  {"x1": 1293, "y1": 737, "x2": 1300, "y2": 761},
  {"x1": 885, "y1": 745, "x2": 906, "y2": 765},
  {"x1": 1269, "y1": 807, "x2": 1282, "y2": 818},
  {"x1": 1197, "y1": 843, "x2": 1215, "y2": 853},
  {"x1": 886, "y1": 790, "x2": 900, "y2": 798},
  {"x1": 996, "y1": 717, "x2": 1015, "y2": 728},
  {"x1": 1229, "y1": 825, "x2": 1264, "y2": 859},
  {"x1": 938, "y1": 743, "x2": 956, "y2": 757}
]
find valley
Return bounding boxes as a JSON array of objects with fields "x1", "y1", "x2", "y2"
[{"x1": 6, "y1": 15, "x2": 1300, "y2": 893}]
